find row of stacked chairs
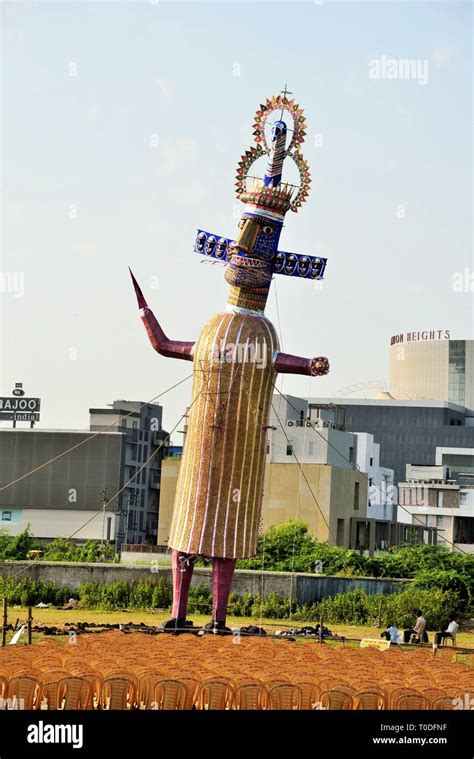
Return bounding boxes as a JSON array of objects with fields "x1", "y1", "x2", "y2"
[{"x1": 0, "y1": 632, "x2": 472, "y2": 710}]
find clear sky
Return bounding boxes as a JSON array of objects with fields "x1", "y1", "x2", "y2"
[{"x1": 2, "y1": 0, "x2": 472, "y2": 436}]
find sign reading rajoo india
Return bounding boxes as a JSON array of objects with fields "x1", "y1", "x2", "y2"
[{"x1": 0, "y1": 384, "x2": 40, "y2": 425}]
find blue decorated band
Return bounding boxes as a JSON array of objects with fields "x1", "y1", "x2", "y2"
[{"x1": 194, "y1": 229, "x2": 327, "y2": 280}]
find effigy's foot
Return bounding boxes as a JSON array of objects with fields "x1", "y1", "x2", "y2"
[
  {"x1": 160, "y1": 617, "x2": 198, "y2": 634},
  {"x1": 199, "y1": 620, "x2": 232, "y2": 636}
]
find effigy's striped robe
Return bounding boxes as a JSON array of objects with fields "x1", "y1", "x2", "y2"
[{"x1": 168, "y1": 309, "x2": 279, "y2": 559}]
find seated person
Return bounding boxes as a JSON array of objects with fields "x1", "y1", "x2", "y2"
[
  {"x1": 403, "y1": 609, "x2": 428, "y2": 644},
  {"x1": 380, "y1": 624, "x2": 400, "y2": 644},
  {"x1": 435, "y1": 619, "x2": 459, "y2": 646}
]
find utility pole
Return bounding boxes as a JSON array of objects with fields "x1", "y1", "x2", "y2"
[
  {"x1": 2, "y1": 598, "x2": 7, "y2": 647},
  {"x1": 99, "y1": 488, "x2": 110, "y2": 546},
  {"x1": 27, "y1": 607, "x2": 32, "y2": 645}
]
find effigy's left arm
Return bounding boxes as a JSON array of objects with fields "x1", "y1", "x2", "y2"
[{"x1": 273, "y1": 353, "x2": 329, "y2": 377}]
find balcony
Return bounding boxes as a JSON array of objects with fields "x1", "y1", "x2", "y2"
[{"x1": 152, "y1": 431, "x2": 169, "y2": 447}]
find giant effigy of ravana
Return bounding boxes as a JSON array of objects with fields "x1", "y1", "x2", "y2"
[{"x1": 130, "y1": 90, "x2": 330, "y2": 633}]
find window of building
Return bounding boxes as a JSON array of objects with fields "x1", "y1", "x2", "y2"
[
  {"x1": 266, "y1": 445, "x2": 270, "y2": 455},
  {"x1": 354, "y1": 482, "x2": 360, "y2": 510},
  {"x1": 460, "y1": 492, "x2": 468, "y2": 505},
  {"x1": 436, "y1": 515, "x2": 444, "y2": 526},
  {"x1": 309, "y1": 441, "x2": 316, "y2": 456},
  {"x1": 448, "y1": 341, "x2": 466, "y2": 406},
  {"x1": 1, "y1": 511, "x2": 11, "y2": 522},
  {"x1": 369, "y1": 457, "x2": 373, "y2": 466},
  {"x1": 437, "y1": 491, "x2": 443, "y2": 508},
  {"x1": 286, "y1": 442, "x2": 293, "y2": 456},
  {"x1": 132, "y1": 420, "x2": 138, "y2": 429},
  {"x1": 369, "y1": 477, "x2": 373, "y2": 487},
  {"x1": 336, "y1": 519, "x2": 345, "y2": 545},
  {"x1": 349, "y1": 447, "x2": 354, "y2": 464}
]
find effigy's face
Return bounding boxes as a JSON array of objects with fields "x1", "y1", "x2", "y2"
[{"x1": 224, "y1": 213, "x2": 282, "y2": 291}]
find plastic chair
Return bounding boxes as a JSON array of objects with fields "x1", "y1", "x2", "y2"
[
  {"x1": 232, "y1": 683, "x2": 267, "y2": 710},
  {"x1": 319, "y1": 688, "x2": 353, "y2": 710},
  {"x1": 173, "y1": 677, "x2": 200, "y2": 710},
  {"x1": 100, "y1": 676, "x2": 137, "y2": 710},
  {"x1": 395, "y1": 694, "x2": 430, "y2": 710},
  {"x1": 152, "y1": 679, "x2": 187, "y2": 710},
  {"x1": 431, "y1": 696, "x2": 457, "y2": 710},
  {"x1": 290, "y1": 679, "x2": 320, "y2": 710},
  {"x1": 353, "y1": 690, "x2": 387, "y2": 710},
  {"x1": 57, "y1": 677, "x2": 93, "y2": 710},
  {"x1": 196, "y1": 678, "x2": 234, "y2": 710},
  {"x1": 267, "y1": 684, "x2": 303, "y2": 710},
  {"x1": 7, "y1": 674, "x2": 40, "y2": 710}
]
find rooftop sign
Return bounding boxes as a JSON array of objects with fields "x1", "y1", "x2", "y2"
[{"x1": 390, "y1": 330, "x2": 451, "y2": 346}]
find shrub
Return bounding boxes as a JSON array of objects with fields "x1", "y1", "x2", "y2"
[
  {"x1": 0, "y1": 577, "x2": 73, "y2": 606},
  {"x1": 187, "y1": 585, "x2": 212, "y2": 615},
  {"x1": 151, "y1": 578, "x2": 173, "y2": 608},
  {"x1": 250, "y1": 592, "x2": 297, "y2": 619},
  {"x1": 237, "y1": 521, "x2": 474, "y2": 586},
  {"x1": 379, "y1": 587, "x2": 460, "y2": 630},
  {"x1": 0, "y1": 527, "x2": 42, "y2": 561},
  {"x1": 412, "y1": 569, "x2": 471, "y2": 607}
]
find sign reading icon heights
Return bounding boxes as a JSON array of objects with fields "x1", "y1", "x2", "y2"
[{"x1": 0, "y1": 397, "x2": 41, "y2": 422}]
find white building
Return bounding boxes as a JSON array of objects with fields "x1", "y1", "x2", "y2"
[
  {"x1": 354, "y1": 433, "x2": 397, "y2": 528},
  {"x1": 398, "y1": 446, "x2": 474, "y2": 553},
  {"x1": 267, "y1": 394, "x2": 357, "y2": 469}
]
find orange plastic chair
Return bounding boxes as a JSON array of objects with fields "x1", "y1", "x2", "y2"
[
  {"x1": 395, "y1": 694, "x2": 430, "y2": 710},
  {"x1": 100, "y1": 676, "x2": 137, "y2": 710},
  {"x1": 7, "y1": 675, "x2": 40, "y2": 710},
  {"x1": 196, "y1": 678, "x2": 234, "y2": 710},
  {"x1": 431, "y1": 696, "x2": 456, "y2": 710},
  {"x1": 232, "y1": 683, "x2": 267, "y2": 710},
  {"x1": 353, "y1": 690, "x2": 387, "y2": 710},
  {"x1": 267, "y1": 684, "x2": 303, "y2": 710},
  {"x1": 57, "y1": 677, "x2": 93, "y2": 710},
  {"x1": 152, "y1": 679, "x2": 187, "y2": 710},
  {"x1": 420, "y1": 687, "x2": 448, "y2": 702},
  {"x1": 290, "y1": 679, "x2": 320, "y2": 710},
  {"x1": 319, "y1": 688, "x2": 353, "y2": 710},
  {"x1": 177, "y1": 677, "x2": 200, "y2": 710}
]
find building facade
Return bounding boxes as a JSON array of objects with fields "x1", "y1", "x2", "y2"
[
  {"x1": 389, "y1": 333, "x2": 474, "y2": 409},
  {"x1": 0, "y1": 400, "x2": 168, "y2": 546},
  {"x1": 306, "y1": 397, "x2": 474, "y2": 513},
  {"x1": 355, "y1": 433, "x2": 396, "y2": 529},
  {"x1": 399, "y1": 447, "x2": 474, "y2": 553}
]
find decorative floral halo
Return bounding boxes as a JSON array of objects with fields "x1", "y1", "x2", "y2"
[{"x1": 235, "y1": 95, "x2": 312, "y2": 213}]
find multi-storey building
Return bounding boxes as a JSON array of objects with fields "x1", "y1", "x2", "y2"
[{"x1": 0, "y1": 399, "x2": 168, "y2": 546}]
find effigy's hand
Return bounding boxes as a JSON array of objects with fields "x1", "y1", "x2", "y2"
[
  {"x1": 310, "y1": 357, "x2": 330, "y2": 376},
  {"x1": 129, "y1": 268, "x2": 194, "y2": 361}
]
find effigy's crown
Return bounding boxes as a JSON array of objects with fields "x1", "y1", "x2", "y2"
[
  {"x1": 192, "y1": 88, "x2": 327, "y2": 297},
  {"x1": 235, "y1": 92, "x2": 311, "y2": 216}
]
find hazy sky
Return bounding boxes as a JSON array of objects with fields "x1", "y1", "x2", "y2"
[{"x1": 2, "y1": 0, "x2": 472, "y2": 438}]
